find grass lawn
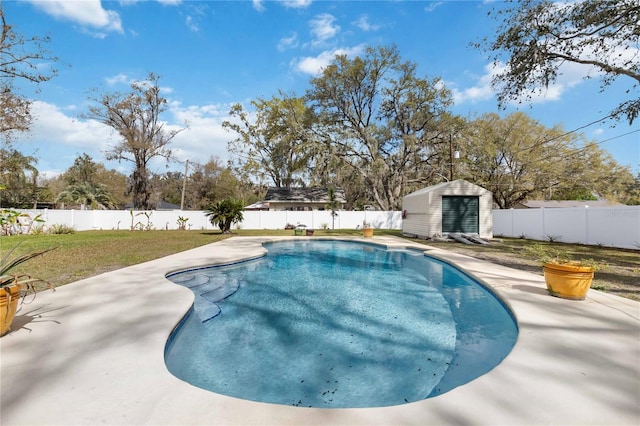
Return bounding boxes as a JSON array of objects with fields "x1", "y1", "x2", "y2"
[
  {"x1": 409, "y1": 237, "x2": 640, "y2": 301},
  {"x1": 2, "y1": 229, "x2": 638, "y2": 300}
]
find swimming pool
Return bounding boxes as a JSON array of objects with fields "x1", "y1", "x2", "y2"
[{"x1": 165, "y1": 240, "x2": 517, "y2": 408}]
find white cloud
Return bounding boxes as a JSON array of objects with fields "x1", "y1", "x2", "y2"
[
  {"x1": 453, "y1": 19, "x2": 640, "y2": 108},
  {"x1": 425, "y1": 2, "x2": 444, "y2": 13},
  {"x1": 453, "y1": 60, "x2": 593, "y2": 106},
  {"x1": 106, "y1": 73, "x2": 131, "y2": 86},
  {"x1": 119, "y1": 0, "x2": 181, "y2": 5},
  {"x1": 185, "y1": 15, "x2": 199, "y2": 32},
  {"x1": 451, "y1": 63, "x2": 498, "y2": 104},
  {"x1": 279, "y1": 0, "x2": 312, "y2": 9},
  {"x1": 353, "y1": 15, "x2": 380, "y2": 32},
  {"x1": 277, "y1": 32, "x2": 299, "y2": 51},
  {"x1": 14, "y1": 99, "x2": 237, "y2": 177},
  {"x1": 13, "y1": 101, "x2": 116, "y2": 177},
  {"x1": 309, "y1": 13, "x2": 340, "y2": 45},
  {"x1": 293, "y1": 45, "x2": 366, "y2": 75},
  {"x1": 252, "y1": 0, "x2": 266, "y2": 12},
  {"x1": 165, "y1": 102, "x2": 237, "y2": 165},
  {"x1": 28, "y1": 101, "x2": 113, "y2": 148},
  {"x1": 28, "y1": 0, "x2": 123, "y2": 34},
  {"x1": 512, "y1": 60, "x2": 588, "y2": 104},
  {"x1": 105, "y1": 74, "x2": 175, "y2": 94}
]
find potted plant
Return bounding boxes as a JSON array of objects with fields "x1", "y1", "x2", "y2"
[
  {"x1": 528, "y1": 244, "x2": 602, "y2": 300},
  {"x1": 362, "y1": 221, "x2": 374, "y2": 237},
  {"x1": 1, "y1": 243, "x2": 56, "y2": 336},
  {"x1": 294, "y1": 224, "x2": 306, "y2": 236}
]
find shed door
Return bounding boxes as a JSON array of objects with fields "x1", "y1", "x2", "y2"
[{"x1": 442, "y1": 196, "x2": 479, "y2": 234}]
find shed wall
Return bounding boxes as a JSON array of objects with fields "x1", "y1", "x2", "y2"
[
  {"x1": 401, "y1": 191, "x2": 434, "y2": 237},
  {"x1": 402, "y1": 180, "x2": 493, "y2": 239}
]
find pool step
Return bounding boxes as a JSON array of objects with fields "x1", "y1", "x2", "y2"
[
  {"x1": 202, "y1": 280, "x2": 240, "y2": 303},
  {"x1": 171, "y1": 273, "x2": 210, "y2": 288},
  {"x1": 177, "y1": 275, "x2": 240, "y2": 323},
  {"x1": 193, "y1": 297, "x2": 221, "y2": 323}
]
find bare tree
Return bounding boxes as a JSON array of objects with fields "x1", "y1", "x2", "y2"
[
  {"x1": 83, "y1": 73, "x2": 185, "y2": 209},
  {"x1": 0, "y1": 4, "x2": 57, "y2": 140}
]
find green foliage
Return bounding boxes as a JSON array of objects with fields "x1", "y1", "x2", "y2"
[
  {"x1": 0, "y1": 209, "x2": 44, "y2": 235},
  {"x1": 45, "y1": 153, "x2": 128, "y2": 209},
  {"x1": 176, "y1": 216, "x2": 189, "y2": 230},
  {"x1": 224, "y1": 92, "x2": 313, "y2": 188},
  {"x1": 458, "y1": 112, "x2": 635, "y2": 208},
  {"x1": 149, "y1": 158, "x2": 254, "y2": 211},
  {"x1": 204, "y1": 199, "x2": 244, "y2": 233},
  {"x1": 325, "y1": 187, "x2": 340, "y2": 229},
  {"x1": 0, "y1": 209, "x2": 21, "y2": 235},
  {"x1": 620, "y1": 172, "x2": 640, "y2": 205},
  {"x1": 64, "y1": 153, "x2": 99, "y2": 186},
  {"x1": 0, "y1": 147, "x2": 40, "y2": 208},
  {"x1": 128, "y1": 210, "x2": 154, "y2": 231},
  {"x1": 56, "y1": 182, "x2": 119, "y2": 210},
  {"x1": 307, "y1": 45, "x2": 454, "y2": 210}
]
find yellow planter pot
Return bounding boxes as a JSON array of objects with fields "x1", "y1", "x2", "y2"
[
  {"x1": 543, "y1": 262, "x2": 595, "y2": 300},
  {"x1": 1, "y1": 284, "x2": 23, "y2": 336},
  {"x1": 363, "y1": 228, "x2": 374, "y2": 237}
]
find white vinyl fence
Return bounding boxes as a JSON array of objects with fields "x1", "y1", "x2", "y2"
[
  {"x1": 493, "y1": 206, "x2": 640, "y2": 250},
  {"x1": 6, "y1": 209, "x2": 402, "y2": 233},
  {"x1": 6, "y1": 207, "x2": 639, "y2": 250}
]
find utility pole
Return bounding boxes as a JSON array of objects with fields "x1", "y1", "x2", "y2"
[
  {"x1": 180, "y1": 159, "x2": 189, "y2": 210},
  {"x1": 449, "y1": 134, "x2": 460, "y2": 181},
  {"x1": 449, "y1": 134, "x2": 454, "y2": 181}
]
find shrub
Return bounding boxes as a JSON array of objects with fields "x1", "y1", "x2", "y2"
[{"x1": 48, "y1": 224, "x2": 76, "y2": 235}]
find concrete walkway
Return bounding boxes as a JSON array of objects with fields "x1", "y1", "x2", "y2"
[{"x1": 1, "y1": 236, "x2": 639, "y2": 425}]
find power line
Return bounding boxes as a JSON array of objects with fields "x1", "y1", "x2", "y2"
[{"x1": 590, "y1": 129, "x2": 640, "y2": 146}]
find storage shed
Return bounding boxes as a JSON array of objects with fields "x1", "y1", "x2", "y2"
[{"x1": 402, "y1": 179, "x2": 493, "y2": 239}]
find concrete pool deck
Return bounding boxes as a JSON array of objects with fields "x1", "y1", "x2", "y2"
[{"x1": 1, "y1": 236, "x2": 638, "y2": 425}]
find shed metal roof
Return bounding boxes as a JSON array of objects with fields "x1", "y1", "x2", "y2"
[{"x1": 403, "y1": 179, "x2": 491, "y2": 198}]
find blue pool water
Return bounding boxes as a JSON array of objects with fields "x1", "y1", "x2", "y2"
[{"x1": 165, "y1": 240, "x2": 517, "y2": 408}]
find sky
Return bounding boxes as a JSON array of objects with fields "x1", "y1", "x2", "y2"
[{"x1": 5, "y1": 0, "x2": 640, "y2": 180}]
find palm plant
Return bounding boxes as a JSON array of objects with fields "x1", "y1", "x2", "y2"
[
  {"x1": 204, "y1": 199, "x2": 244, "y2": 233},
  {"x1": 1, "y1": 242, "x2": 56, "y2": 290},
  {"x1": 56, "y1": 182, "x2": 118, "y2": 210}
]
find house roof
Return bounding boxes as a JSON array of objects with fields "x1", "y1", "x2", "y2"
[
  {"x1": 123, "y1": 200, "x2": 181, "y2": 210},
  {"x1": 244, "y1": 201, "x2": 269, "y2": 210},
  {"x1": 264, "y1": 187, "x2": 346, "y2": 204},
  {"x1": 517, "y1": 200, "x2": 625, "y2": 208}
]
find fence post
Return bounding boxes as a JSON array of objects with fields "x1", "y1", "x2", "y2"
[
  {"x1": 585, "y1": 205, "x2": 589, "y2": 245},
  {"x1": 510, "y1": 208, "x2": 514, "y2": 237}
]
